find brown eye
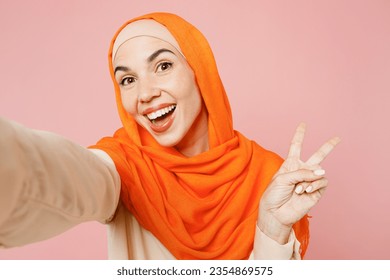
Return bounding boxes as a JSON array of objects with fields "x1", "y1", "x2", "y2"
[
  {"x1": 120, "y1": 77, "x2": 135, "y2": 86},
  {"x1": 157, "y1": 62, "x2": 173, "y2": 72}
]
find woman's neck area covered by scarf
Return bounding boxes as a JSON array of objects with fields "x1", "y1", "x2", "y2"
[{"x1": 91, "y1": 12, "x2": 309, "y2": 259}]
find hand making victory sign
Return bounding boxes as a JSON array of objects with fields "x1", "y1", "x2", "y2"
[{"x1": 258, "y1": 123, "x2": 341, "y2": 244}]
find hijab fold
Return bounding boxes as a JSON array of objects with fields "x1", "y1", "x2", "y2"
[{"x1": 91, "y1": 12, "x2": 309, "y2": 259}]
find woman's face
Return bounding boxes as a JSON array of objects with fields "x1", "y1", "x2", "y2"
[{"x1": 113, "y1": 36, "x2": 208, "y2": 155}]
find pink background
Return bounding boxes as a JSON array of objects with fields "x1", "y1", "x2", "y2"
[{"x1": 0, "y1": 0, "x2": 389, "y2": 259}]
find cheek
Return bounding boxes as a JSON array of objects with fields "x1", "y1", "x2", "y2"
[
  {"x1": 120, "y1": 91, "x2": 138, "y2": 116},
  {"x1": 192, "y1": 92, "x2": 203, "y2": 120},
  {"x1": 176, "y1": 67, "x2": 200, "y2": 100},
  {"x1": 183, "y1": 78, "x2": 202, "y2": 110},
  {"x1": 179, "y1": 84, "x2": 203, "y2": 127}
]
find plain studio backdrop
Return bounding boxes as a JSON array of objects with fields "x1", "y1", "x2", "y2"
[{"x1": 0, "y1": 0, "x2": 389, "y2": 260}]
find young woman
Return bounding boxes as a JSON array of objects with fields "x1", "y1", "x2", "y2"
[{"x1": 0, "y1": 12, "x2": 339, "y2": 259}]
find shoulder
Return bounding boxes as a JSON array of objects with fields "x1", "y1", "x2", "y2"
[
  {"x1": 251, "y1": 138, "x2": 284, "y2": 164},
  {"x1": 250, "y1": 141, "x2": 284, "y2": 181}
]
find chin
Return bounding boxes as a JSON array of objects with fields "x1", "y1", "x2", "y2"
[{"x1": 152, "y1": 132, "x2": 182, "y2": 148}]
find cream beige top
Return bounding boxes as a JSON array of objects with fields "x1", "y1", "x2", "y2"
[{"x1": 0, "y1": 118, "x2": 301, "y2": 259}]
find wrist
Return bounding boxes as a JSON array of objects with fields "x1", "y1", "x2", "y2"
[{"x1": 258, "y1": 215, "x2": 293, "y2": 245}]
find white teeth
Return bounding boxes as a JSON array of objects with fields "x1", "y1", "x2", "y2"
[{"x1": 146, "y1": 105, "x2": 176, "y2": 121}]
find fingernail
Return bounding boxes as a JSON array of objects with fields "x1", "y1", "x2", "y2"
[
  {"x1": 306, "y1": 185, "x2": 313, "y2": 193},
  {"x1": 295, "y1": 185, "x2": 303, "y2": 194},
  {"x1": 314, "y1": 169, "x2": 326, "y2": 176}
]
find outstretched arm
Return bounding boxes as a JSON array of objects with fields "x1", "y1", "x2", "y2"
[{"x1": 0, "y1": 117, "x2": 120, "y2": 248}]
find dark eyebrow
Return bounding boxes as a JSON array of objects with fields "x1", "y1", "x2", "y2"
[
  {"x1": 114, "y1": 49, "x2": 174, "y2": 75},
  {"x1": 147, "y1": 48, "x2": 174, "y2": 63},
  {"x1": 114, "y1": 65, "x2": 130, "y2": 75}
]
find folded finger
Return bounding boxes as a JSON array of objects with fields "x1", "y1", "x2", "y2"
[
  {"x1": 294, "y1": 182, "x2": 310, "y2": 194},
  {"x1": 305, "y1": 178, "x2": 329, "y2": 193},
  {"x1": 295, "y1": 177, "x2": 328, "y2": 194}
]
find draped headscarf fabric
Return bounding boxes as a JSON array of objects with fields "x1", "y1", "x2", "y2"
[{"x1": 91, "y1": 12, "x2": 309, "y2": 259}]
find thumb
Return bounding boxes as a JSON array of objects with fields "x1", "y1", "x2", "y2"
[{"x1": 274, "y1": 168, "x2": 326, "y2": 185}]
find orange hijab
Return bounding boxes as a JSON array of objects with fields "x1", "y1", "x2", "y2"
[{"x1": 92, "y1": 12, "x2": 309, "y2": 259}]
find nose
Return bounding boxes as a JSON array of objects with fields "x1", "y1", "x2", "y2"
[{"x1": 137, "y1": 78, "x2": 161, "y2": 103}]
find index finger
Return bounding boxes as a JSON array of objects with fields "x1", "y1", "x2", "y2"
[
  {"x1": 287, "y1": 122, "x2": 307, "y2": 159},
  {"x1": 306, "y1": 136, "x2": 341, "y2": 165}
]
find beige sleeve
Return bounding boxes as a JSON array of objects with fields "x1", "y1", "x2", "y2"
[
  {"x1": 0, "y1": 117, "x2": 120, "y2": 248},
  {"x1": 251, "y1": 226, "x2": 301, "y2": 260}
]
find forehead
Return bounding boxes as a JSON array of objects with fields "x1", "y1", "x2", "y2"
[
  {"x1": 112, "y1": 19, "x2": 181, "y2": 58},
  {"x1": 113, "y1": 36, "x2": 179, "y2": 66}
]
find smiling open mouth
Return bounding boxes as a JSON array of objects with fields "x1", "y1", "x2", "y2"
[
  {"x1": 144, "y1": 104, "x2": 177, "y2": 133},
  {"x1": 146, "y1": 104, "x2": 176, "y2": 124}
]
